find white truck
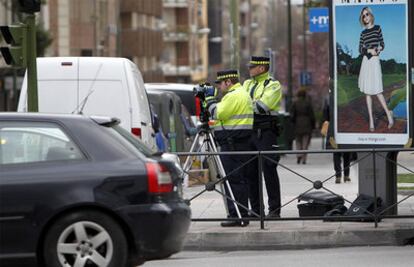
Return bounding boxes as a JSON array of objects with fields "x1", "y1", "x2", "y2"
[{"x1": 17, "y1": 57, "x2": 156, "y2": 151}]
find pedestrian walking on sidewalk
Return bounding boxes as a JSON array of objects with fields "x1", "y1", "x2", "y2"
[
  {"x1": 333, "y1": 152, "x2": 351, "y2": 183},
  {"x1": 290, "y1": 89, "x2": 315, "y2": 164},
  {"x1": 243, "y1": 56, "x2": 282, "y2": 218},
  {"x1": 321, "y1": 95, "x2": 351, "y2": 184},
  {"x1": 205, "y1": 69, "x2": 253, "y2": 227}
]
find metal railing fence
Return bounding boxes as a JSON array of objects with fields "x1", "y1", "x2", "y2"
[{"x1": 177, "y1": 147, "x2": 414, "y2": 229}]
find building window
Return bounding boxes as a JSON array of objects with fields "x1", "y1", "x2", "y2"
[
  {"x1": 151, "y1": 57, "x2": 157, "y2": 71},
  {"x1": 135, "y1": 57, "x2": 148, "y2": 72},
  {"x1": 132, "y1": 13, "x2": 139, "y2": 29},
  {"x1": 81, "y1": 49, "x2": 93, "y2": 56},
  {"x1": 137, "y1": 14, "x2": 146, "y2": 29}
]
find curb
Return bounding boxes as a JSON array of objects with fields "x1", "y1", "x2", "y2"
[{"x1": 183, "y1": 225, "x2": 414, "y2": 251}]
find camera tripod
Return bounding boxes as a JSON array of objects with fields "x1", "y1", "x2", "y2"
[{"x1": 182, "y1": 122, "x2": 242, "y2": 219}]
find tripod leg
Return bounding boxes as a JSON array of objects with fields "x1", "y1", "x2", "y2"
[
  {"x1": 206, "y1": 145, "x2": 229, "y2": 216},
  {"x1": 207, "y1": 133, "x2": 242, "y2": 220},
  {"x1": 182, "y1": 133, "x2": 204, "y2": 187}
]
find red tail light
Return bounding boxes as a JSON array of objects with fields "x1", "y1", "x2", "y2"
[
  {"x1": 131, "y1": 127, "x2": 142, "y2": 138},
  {"x1": 146, "y1": 162, "x2": 173, "y2": 193},
  {"x1": 195, "y1": 97, "x2": 201, "y2": 117}
]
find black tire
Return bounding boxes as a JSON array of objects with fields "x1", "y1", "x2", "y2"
[{"x1": 43, "y1": 210, "x2": 128, "y2": 267}]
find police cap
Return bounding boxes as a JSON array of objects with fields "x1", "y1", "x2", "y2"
[
  {"x1": 214, "y1": 69, "x2": 239, "y2": 84},
  {"x1": 247, "y1": 56, "x2": 270, "y2": 68}
]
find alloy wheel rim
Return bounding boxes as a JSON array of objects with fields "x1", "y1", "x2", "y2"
[{"x1": 56, "y1": 221, "x2": 113, "y2": 267}]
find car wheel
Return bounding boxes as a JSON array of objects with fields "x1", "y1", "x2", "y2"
[{"x1": 43, "y1": 210, "x2": 128, "y2": 267}]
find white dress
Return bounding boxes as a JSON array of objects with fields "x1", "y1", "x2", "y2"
[{"x1": 358, "y1": 55, "x2": 383, "y2": 95}]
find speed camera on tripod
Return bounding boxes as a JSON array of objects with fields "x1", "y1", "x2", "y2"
[{"x1": 193, "y1": 83, "x2": 215, "y2": 101}]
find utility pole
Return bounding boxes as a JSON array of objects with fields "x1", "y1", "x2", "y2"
[
  {"x1": 248, "y1": 0, "x2": 252, "y2": 57},
  {"x1": 25, "y1": 13, "x2": 38, "y2": 111},
  {"x1": 230, "y1": 0, "x2": 240, "y2": 70},
  {"x1": 116, "y1": 0, "x2": 121, "y2": 57},
  {"x1": 287, "y1": 0, "x2": 293, "y2": 109},
  {"x1": 303, "y1": 0, "x2": 308, "y2": 72}
]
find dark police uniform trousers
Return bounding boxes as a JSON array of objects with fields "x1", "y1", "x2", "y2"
[
  {"x1": 220, "y1": 139, "x2": 250, "y2": 218},
  {"x1": 247, "y1": 127, "x2": 281, "y2": 216}
]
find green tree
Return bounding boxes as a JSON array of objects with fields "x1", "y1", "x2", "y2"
[{"x1": 336, "y1": 43, "x2": 354, "y2": 75}]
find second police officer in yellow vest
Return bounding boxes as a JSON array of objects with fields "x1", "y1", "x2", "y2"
[
  {"x1": 204, "y1": 69, "x2": 253, "y2": 227},
  {"x1": 243, "y1": 56, "x2": 282, "y2": 218}
]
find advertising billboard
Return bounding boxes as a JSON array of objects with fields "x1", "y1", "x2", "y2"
[{"x1": 332, "y1": 0, "x2": 411, "y2": 146}]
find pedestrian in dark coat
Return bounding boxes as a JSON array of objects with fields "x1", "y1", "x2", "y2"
[
  {"x1": 290, "y1": 89, "x2": 315, "y2": 164},
  {"x1": 321, "y1": 95, "x2": 351, "y2": 183}
]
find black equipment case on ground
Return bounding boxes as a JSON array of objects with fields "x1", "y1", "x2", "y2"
[
  {"x1": 342, "y1": 194, "x2": 382, "y2": 222},
  {"x1": 297, "y1": 191, "x2": 344, "y2": 217}
]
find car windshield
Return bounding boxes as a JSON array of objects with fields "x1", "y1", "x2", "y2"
[{"x1": 111, "y1": 125, "x2": 154, "y2": 157}]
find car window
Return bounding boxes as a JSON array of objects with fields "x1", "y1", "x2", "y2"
[
  {"x1": 111, "y1": 125, "x2": 154, "y2": 157},
  {"x1": 0, "y1": 122, "x2": 84, "y2": 165}
]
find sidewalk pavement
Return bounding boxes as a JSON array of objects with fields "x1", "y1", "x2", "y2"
[{"x1": 182, "y1": 138, "x2": 414, "y2": 251}]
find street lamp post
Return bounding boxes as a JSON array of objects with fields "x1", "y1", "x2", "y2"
[
  {"x1": 287, "y1": 0, "x2": 293, "y2": 109},
  {"x1": 230, "y1": 0, "x2": 240, "y2": 70},
  {"x1": 303, "y1": 0, "x2": 308, "y2": 72}
]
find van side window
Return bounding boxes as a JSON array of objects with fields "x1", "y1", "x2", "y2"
[
  {"x1": 130, "y1": 63, "x2": 151, "y2": 118},
  {"x1": 0, "y1": 122, "x2": 84, "y2": 165}
]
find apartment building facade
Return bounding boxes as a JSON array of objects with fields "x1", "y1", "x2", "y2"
[
  {"x1": 47, "y1": 0, "x2": 164, "y2": 82},
  {"x1": 161, "y1": 0, "x2": 209, "y2": 83},
  {"x1": 212, "y1": 0, "x2": 269, "y2": 80}
]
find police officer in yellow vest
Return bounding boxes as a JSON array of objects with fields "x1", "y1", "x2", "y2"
[
  {"x1": 243, "y1": 56, "x2": 282, "y2": 217},
  {"x1": 205, "y1": 69, "x2": 253, "y2": 227}
]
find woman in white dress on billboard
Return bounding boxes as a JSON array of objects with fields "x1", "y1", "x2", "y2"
[{"x1": 358, "y1": 6, "x2": 394, "y2": 132}]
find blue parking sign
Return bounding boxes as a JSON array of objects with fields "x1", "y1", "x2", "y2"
[
  {"x1": 309, "y1": 7, "x2": 329, "y2": 33},
  {"x1": 300, "y1": 71, "x2": 312, "y2": 86}
]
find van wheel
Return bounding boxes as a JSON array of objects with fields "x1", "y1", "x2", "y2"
[{"x1": 43, "y1": 210, "x2": 128, "y2": 267}]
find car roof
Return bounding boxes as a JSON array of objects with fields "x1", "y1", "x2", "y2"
[
  {"x1": 0, "y1": 112, "x2": 146, "y2": 161},
  {"x1": 0, "y1": 112, "x2": 118, "y2": 126},
  {"x1": 145, "y1": 83, "x2": 195, "y2": 92}
]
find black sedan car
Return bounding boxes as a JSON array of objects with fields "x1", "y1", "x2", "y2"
[{"x1": 0, "y1": 113, "x2": 191, "y2": 267}]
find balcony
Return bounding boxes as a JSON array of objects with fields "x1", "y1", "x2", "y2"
[
  {"x1": 163, "y1": 32, "x2": 189, "y2": 42},
  {"x1": 163, "y1": 0, "x2": 188, "y2": 8},
  {"x1": 162, "y1": 63, "x2": 191, "y2": 76},
  {"x1": 162, "y1": 63, "x2": 207, "y2": 82},
  {"x1": 163, "y1": 25, "x2": 189, "y2": 42}
]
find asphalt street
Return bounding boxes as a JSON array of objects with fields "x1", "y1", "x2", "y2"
[{"x1": 144, "y1": 246, "x2": 414, "y2": 267}]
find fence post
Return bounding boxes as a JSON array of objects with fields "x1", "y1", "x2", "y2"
[
  {"x1": 258, "y1": 152, "x2": 264, "y2": 229},
  {"x1": 372, "y1": 149, "x2": 378, "y2": 228}
]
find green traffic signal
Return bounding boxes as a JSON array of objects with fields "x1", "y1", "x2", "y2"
[{"x1": 0, "y1": 23, "x2": 27, "y2": 67}]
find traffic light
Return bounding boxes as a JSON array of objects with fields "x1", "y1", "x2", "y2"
[
  {"x1": 0, "y1": 0, "x2": 41, "y2": 112},
  {"x1": 18, "y1": 0, "x2": 41, "y2": 13},
  {"x1": 0, "y1": 23, "x2": 27, "y2": 67}
]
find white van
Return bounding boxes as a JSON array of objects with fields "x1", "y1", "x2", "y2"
[{"x1": 17, "y1": 57, "x2": 156, "y2": 151}]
